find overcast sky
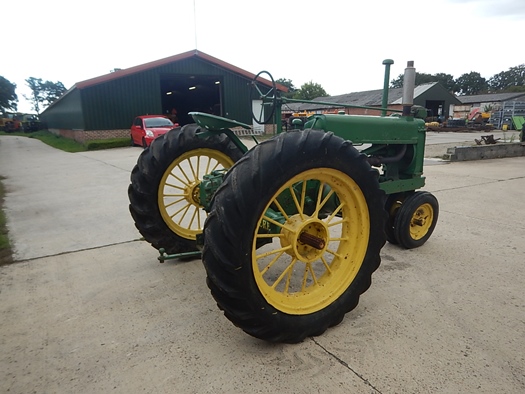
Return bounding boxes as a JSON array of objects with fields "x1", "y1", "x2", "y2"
[{"x1": 4, "y1": 0, "x2": 525, "y2": 113}]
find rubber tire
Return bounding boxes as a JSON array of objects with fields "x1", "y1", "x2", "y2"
[
  {"x1": 384, "y1": 192, "x2": 410, "y2": 245},
  {"x1": 393, "y1": 191, "x2": 439, "y2": 249},
  {"x1": 202, "y1": 130, "x2": 386, "y2": 343},
  {"x1": 128, "y1": 124, "x2": 244, "y2": 254}
]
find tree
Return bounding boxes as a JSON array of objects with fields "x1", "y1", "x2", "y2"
[
  {"x1": 433, "y1": 73, "x2": 457, "y2": 92},
  {"x1": 488, "y1": 64, "x2": 525, "y2": 92},
  {"x1": 41, "y1": 80, "x2": 67, "y2": 107},
  {"x1": 0, "y1": 76, "x2": 18, "y2": 112},
  {"x1": 276, "y1": 78, "x2": 296, "y2": 98},
  {"x1": 25, "y1": 77, "x2": 67, "y2": 114},
  {"x1": 390, "y1": 72, "x2": 456, "y2": 91},
  {"x1": 293, "y1": 81, "x2": 328, "y2": 100},
  {"x1": 455, "y1": 72, "x2": 488, "y2": 95}
]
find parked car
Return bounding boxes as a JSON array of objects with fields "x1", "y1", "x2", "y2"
[{"x1": 130, "y1": 115, "x2": 177, "y2": 147}]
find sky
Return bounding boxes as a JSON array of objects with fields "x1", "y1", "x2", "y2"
[{"x1": 4, "y1": 0, "x2": 525, "y2": 113}]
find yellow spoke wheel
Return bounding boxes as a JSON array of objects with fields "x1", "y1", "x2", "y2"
[
  {"x1": 202, "y1": 130, "x2": 386, "y2": 343},
  {"x1": 158, "y1": 148, "x2": 235, "y2": 240},
  {"x1": 252, "y1": 168, "x2": 370, "y2": 315},
  {"x1": 128, "y1": 124, "x2": 243, "y2": 254}
]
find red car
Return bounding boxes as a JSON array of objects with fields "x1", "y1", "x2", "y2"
[{"x1": 130, "y1": 115, "x2": 177, "y2": 147}]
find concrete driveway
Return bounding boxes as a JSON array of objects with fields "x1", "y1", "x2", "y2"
[{"x1": 1, "y1": 134, "x2": 524, "y2": 393}]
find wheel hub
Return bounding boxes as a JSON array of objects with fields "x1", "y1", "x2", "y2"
[
  {"x1": 185, "y1": 181, "x2": 202, "y2": 207},
  {"x1": 280, "y1": 215, "x2": 328, "y2": 263},
  {"x1": 410, "y1": 203, "x2": 433, "y2": 239}
]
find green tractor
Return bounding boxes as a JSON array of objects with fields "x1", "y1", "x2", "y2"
[{"x1": 128, "y1": 60, "x2": 439, "y2": 343}]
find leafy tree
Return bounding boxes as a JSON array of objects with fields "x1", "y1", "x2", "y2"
[
  {"x1": 432, "y1": 73, "x2": 457, "y2": 92},
  {"x1": 25, "y1": 77, "x2": 67, "y2": 114},
  {"x1": 41, "y1": 80, "x2": 67, "y2": 107},
  {"x1": 488, "y1": 64, "x2": 525, "y2": 92},
  {"x1": 390, "y1": 72, "x2": 456, "y2": 91},
  {"x1": 25, "y1": 77, "x2": 44, "y2": 114},
  {"x1": 293, "y1": 81, "x2": 328, "y2": 100},
  {"x1": 276, "y1": 78, "x2": 296, "y2": 98},
  {"x1": 0, "y1": 76, "x2": 18, "y2": 112},
  {"x1": 455, "y1": 72, "x2": 488, "y2": 95}
]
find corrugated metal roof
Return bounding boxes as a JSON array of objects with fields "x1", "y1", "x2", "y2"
[
  {"x1": 296, "y1": 82, "x2": 440, "y2": 110},
  {"x1": 458, "y1": 92, "x2": 525, "y2": 104},
  {"x1": 45, "y1": 50, "x2": 287, "y2": 113},
  {"x1": 74, "y1": 49, "x2": 285, "y2": 91}
]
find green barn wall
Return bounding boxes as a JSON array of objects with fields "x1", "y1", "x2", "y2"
[
  {"x1": 40, "y1": 89, "x2": 84, "y2": 130},
  {"x1": 76, "y1": 57, "x2": 255, "y2": 131}
]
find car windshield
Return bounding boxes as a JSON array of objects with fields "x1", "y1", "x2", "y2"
[{"x1": 144, "y1": 117, "x2": 173, "y2": 128}]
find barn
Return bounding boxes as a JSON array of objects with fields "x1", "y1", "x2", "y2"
[{"x1": 40, "y1": 50, "x2": 282, "y2": 142}]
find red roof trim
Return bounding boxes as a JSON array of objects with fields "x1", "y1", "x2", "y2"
[{"x1": 75, "y1": 49, "x2": 287, "y2": 91}]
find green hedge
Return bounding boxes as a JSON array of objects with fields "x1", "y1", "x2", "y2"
[{"x1": 85, "y1": 138, "x2": 131, "y2": 151}]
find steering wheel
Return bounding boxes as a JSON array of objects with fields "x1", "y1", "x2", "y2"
[{"x1": 250, "y1": 70, "x2": 278, "y2": 124}]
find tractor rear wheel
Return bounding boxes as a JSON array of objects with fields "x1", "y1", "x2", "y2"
[
  {"x1": 128, "y1": 124, "x2": 243, "y2": 254},
  {"x1": 393, "y1": 191, "x2": 439, "y2": 249},
  {"x1": 203, "y1": 130, "x2": 386, "y2": 343}
]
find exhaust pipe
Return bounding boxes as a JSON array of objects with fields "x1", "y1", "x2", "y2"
[{"x1": 402, "y1": 60, "x2": 416, "y2": 116}]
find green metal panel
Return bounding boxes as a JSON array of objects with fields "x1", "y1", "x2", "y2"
[
  {"x1": 40, "y1": 89, "x2": 84, "y2": 130},
  {"x1": 41, "y1": 56, "x2": 257, "y2": 131},
  {"x1": 306, "y1": 114, "x2": 424, "y2": 144}
]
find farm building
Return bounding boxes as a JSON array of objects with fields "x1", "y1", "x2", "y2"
[
  {"x1": 453, "y1": 92, "x2": 525, "y2": 130},
  {"x1": 284, "y1": 82, "x2": 460, "y2": 120},
  {"x1": 40, "y1": 50, "x2": 284, "y2": 142}
]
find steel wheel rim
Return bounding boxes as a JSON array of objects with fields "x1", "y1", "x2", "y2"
[
  {"x1": 252, "y1": 168, "x2": 370, "y2": 315},
  {"x1": 409, "y1": 202, "x2": 434, "y2": 240},
  {"x1": 158, "y1": 148, "x2": 234, "y2": 240}
]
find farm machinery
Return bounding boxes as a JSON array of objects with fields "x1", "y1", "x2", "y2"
[{"x1": 128, "y1": 60, "x2": 439, "y2": 343}]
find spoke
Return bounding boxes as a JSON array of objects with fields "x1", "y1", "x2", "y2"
[
  {"x1": 301, "y1": 263, "x2": 318, "y2": 292},
  {"x1": 170, "y1": 202, "x2": 191, "y2": 220},
  {"x1": 177, "y1": 163, "x2": 192, "y2": 184},
  {"x1": 163, "y1": 193, "x2": 186, "y2": 197},
  {"x1": 283, "y1": 261, "x2": 295, "y2": 294},
  {"x1": 164, "y1": 181, "x2": 187, "y2": 191},
  {"x1": 259, "y1": 250, "x2": 285, "y2": 276},
  {"x1": 300, "y1": 180, "x2": 307, "y2": 214},
  {"x1": 256, "y1": 245, "x2": 292, "y2": 260},
  {"x1": 256, "y1": 233, "x2": 284, "y2": 238},
  {"x1": 316, "y1": 182, "x2": 325, "y2": 213},
  {"x1": 166, "y1": 172, "x2": 190, "y2": 188},
  {"x1": 188, "y1": 157, "x2": 198, "y2": 181},
  {"x1": 272, "y1": 199, "x2": 290, "y2": 220},
  {"x1": 210, "y1": 160, "x2": 222, "y2": 172},
  {"x1": 328, "y1": 237, "x2": 349, "y2": 241},
  {"x1": 271, "y1": 258, "x2": 297, "y2": 291},
  {"x1": 188, "y1": 206, "x2": 198, "y2": 229},
  {"x1": 327, "y1": 219, "x2": 346, "y2": 228},
  {"x1": 196, "y1": 207, "x2": 202, "y2": 230},
  {"x1": 261, "y1": 215, "x2": 295, "y2": 233},
  {"x1": 326, "y1": 248, "x2": 342, "y2": 259},
  {"x1": 314, "y1": 188, "x2": 335, "y2": 216},
  {"x1": 176, "y1": 204, "x2": 191, "y2": 225},
  {"x1": 164, "y1": 197, "x2": 186, "y2": 208},
  {"x1": 204, "y1": 156, "x2": 212, "y2": 175},
  {"x1": 196, "y1": 155, "x2": 201, "y2": 178},
  {"x1": 326, "y1": 201, "x2": 345, "y2": 222},
  {"x1": 289, "y1": 186, "x2": 304, "y2": 220},
  {"x1": 321, "y1": 256, "x2": 332, "y2": 274}
]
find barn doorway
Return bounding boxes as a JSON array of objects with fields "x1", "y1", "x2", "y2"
[{"x1": 160, "y1": 75, "x2": 222, "y2": 126}]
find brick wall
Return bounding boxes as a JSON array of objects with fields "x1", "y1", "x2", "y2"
[{"x1": 49, "y1": 128, "x2": 130, "y2": 143}]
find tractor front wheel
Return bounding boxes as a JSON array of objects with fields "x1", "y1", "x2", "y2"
[
  {"x1": 128, "y1": 124, "x2": 243, "y2": 254},
  {"x1": 393, "y1": 191, "x2": 439, "y2": 249},
  {"x1": 203, "y1": 130, "x2": 386, "y2": 343}
]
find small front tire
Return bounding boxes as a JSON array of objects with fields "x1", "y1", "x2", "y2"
[{"x1": 393, "y1": 191, "x2": 439, "y2": 249}]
